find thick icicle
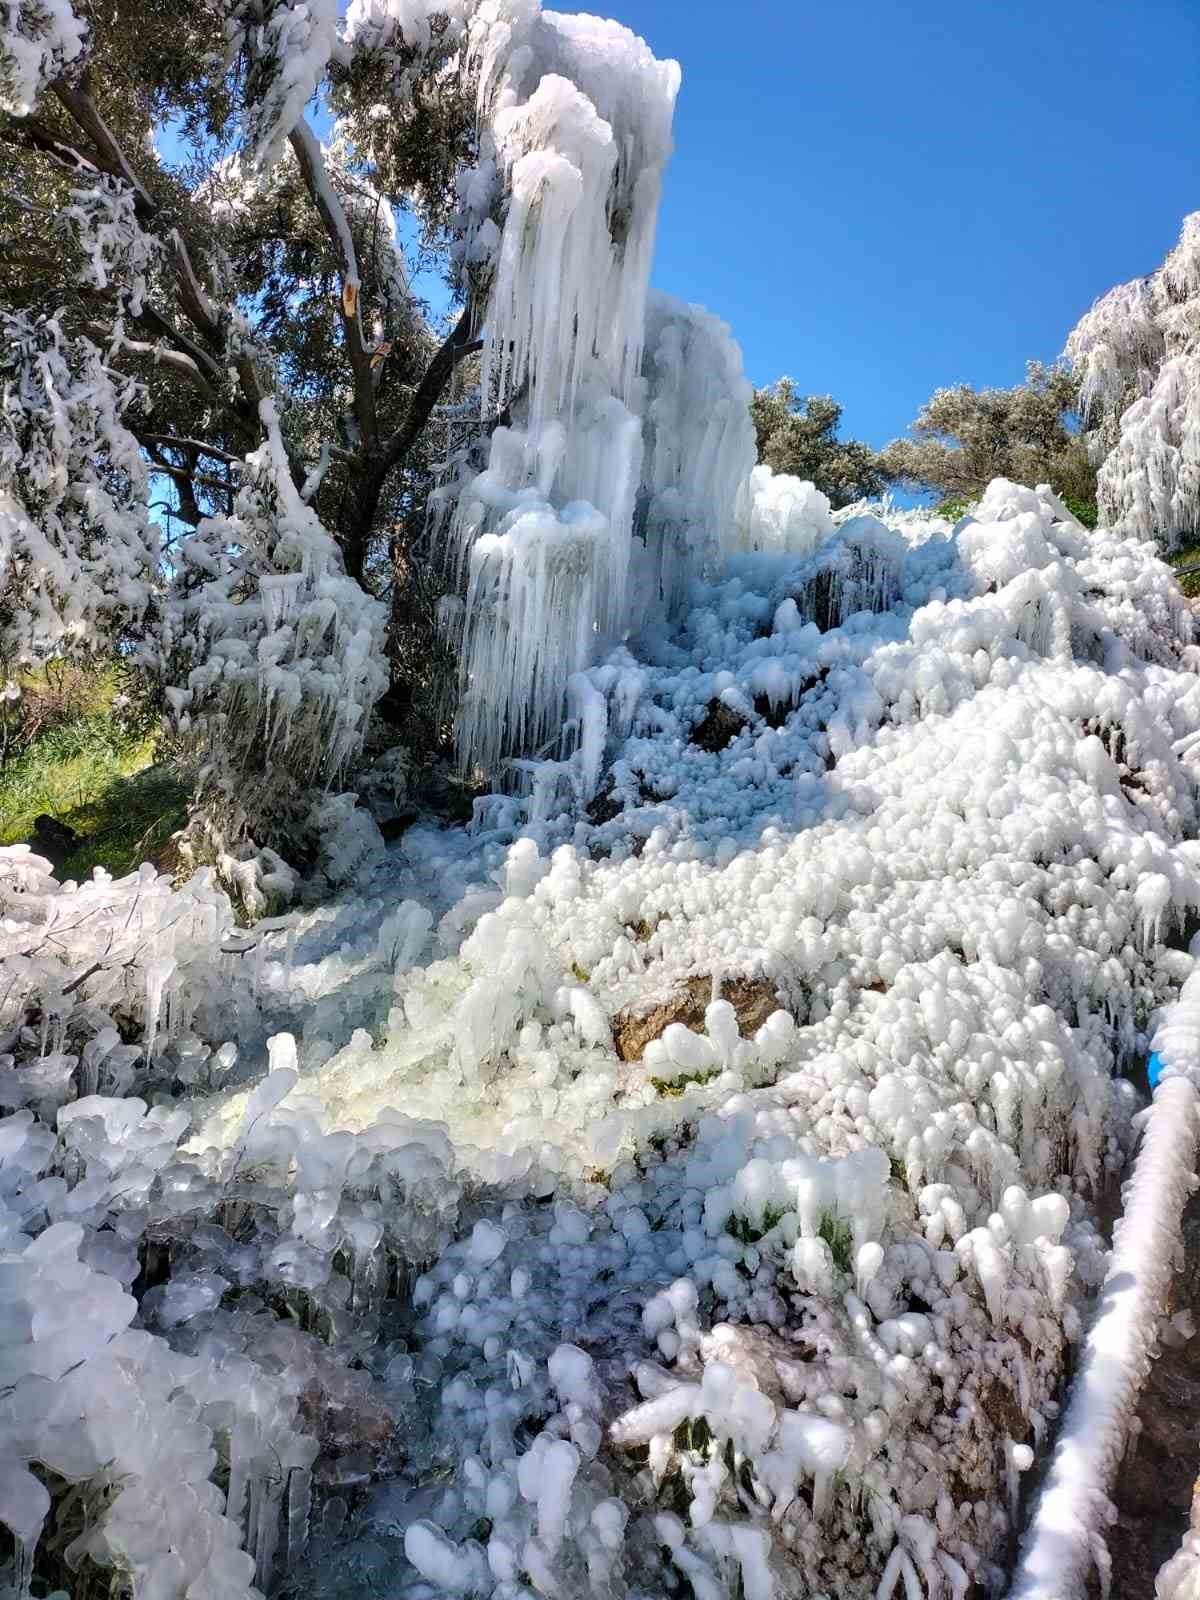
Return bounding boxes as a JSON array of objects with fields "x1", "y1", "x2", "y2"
[{"x1": 1009, "y1": 1073, "x2": 1199, "y2": 1600}]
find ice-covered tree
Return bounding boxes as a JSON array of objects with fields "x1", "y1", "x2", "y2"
[
  {"x1": 1066, "y1": 212, "x2": 1200, "y2": 548},
  {"x1": 1, "y1": 0, "x2": 840, "y2": 856},
  {"x1": 0, "y1": 0, "x2": 497, "y2": 848}
]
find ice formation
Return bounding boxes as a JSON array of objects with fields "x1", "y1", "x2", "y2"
[
  {"x1": 0, "y1": 0, "x2": 89, "y2": 117},
  {"x1": 159, "y1": 399, "x2": 389, "y2": 833},
  {"x1": 434, "y1": 4, "x2": 831, "y2": 775},
  {"x1": 1067, "y1": 212, "x2": 1200, "y2": 549},
  {"x1": 8, "y1": 468, "x2": 1200, "y2": 1597},
  {"x1": 1010, "y1": 1068, "x2": 1199, "y2": 1600},
  {"x1": 6, "y1": 3, "x2": 1200, "y2": 1596},
  {"x1": 0, "y1": 311, "x2": 159, "y2": 658}
]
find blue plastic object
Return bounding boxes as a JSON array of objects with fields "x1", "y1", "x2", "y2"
[{"x1": 1147, "y1": 1050, "x2": 1165, "y2": 1090}]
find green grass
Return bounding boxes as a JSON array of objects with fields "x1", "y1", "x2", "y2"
[
  {"x1": 1172, "y1": 541, "x2": 1200, "y2": 600},
  {"x1": 725, "y1": 1204, "x2": 788, "y2": 1245},
  {"x1": 0, "y1": 670, "x2": 189, "y2": 880},
  {"x1": 934, "y1": 497, "x2": 978, "y2": 523},
  {"x1": 651, "y1": 1066, "x2": 721, "y2": 1099},
  {"x1": 817, "y1": 1211, "x2": 855, "y2": 1273}
]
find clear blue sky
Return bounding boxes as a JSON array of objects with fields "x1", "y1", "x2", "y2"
[{"x1": 594, "y1": 0, "x2": 1199, "y2": 448}]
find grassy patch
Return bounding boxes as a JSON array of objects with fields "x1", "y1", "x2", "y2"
[
  {"x1": 1172, "y1": 541, "x2": 1200, "y2": 600},
  {"x1": 933, "y1": 497, "x2": 978, "y2": 524},
  {"x1": 725, "y1": 1204, "x2": 788, "y2": 1245},
  {"x1": 651, "y1": 1066, "x2": 721, "y2": 1099},
  {"x1": 0, "y1": 678, "x2": 189, "y2": 880},
  {"x1": 818, "y1": 1211, "x2": 855, "y2": 1273}
]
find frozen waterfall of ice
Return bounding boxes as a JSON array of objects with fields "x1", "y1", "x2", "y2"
[{"x1": 439, "y1": 5, "x2": 838, "y2": 776}]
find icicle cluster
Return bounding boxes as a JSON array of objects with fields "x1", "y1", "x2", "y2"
[
  {"x1": 0, "y1": 312, "x2": 159, "y2": 662},
  {"x1": 1066, "y1": 212, "x2": 1200, "y2": 548},
  {"x1": 410, "y1": 1, "x2": 830, "y2": 775},
  {"x1": 158, "y1": 399, "x2": 388, "y2": 839}
]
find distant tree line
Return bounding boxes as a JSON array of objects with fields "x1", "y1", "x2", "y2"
[{"x1": 754, "y1": 362, "x2": 1099, "y2": 526}]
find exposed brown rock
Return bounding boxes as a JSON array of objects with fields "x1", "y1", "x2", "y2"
[
  {"x1": 611, "y1": 973, "x2": 785, "y2": 1062},
  {"x1": 690, "y1": 698, "x2": 748, "y2": 752},
  {"x1": 587, "y1": 785, "x2": 624, "y2": 825}
]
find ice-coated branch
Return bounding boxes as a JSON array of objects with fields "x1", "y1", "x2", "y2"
[
  {"x1": 42, "y1": 72, "x2": 275, "y2": 447},
  {"x1": 0, "y1": 0, "x2": 88, "y2": 116},
  {"x1": 0, "y1": 112, "x2": 101, "y2": 178},
  {"x1": 88, "y1": 326, "x2": 214, "y2": 393},
  {"x1": 287, "y1": 119, "x2": 378, "y2": 449},
  {"x1": 50, "y1": 75, "x2": 155, "y2": 215},
  {"x1": 139, "y1": 434, "x2": 243, "y2": 465},
  {"x1": 1009, "y1": 1072, "x2": 1199, "y2": 1600}
]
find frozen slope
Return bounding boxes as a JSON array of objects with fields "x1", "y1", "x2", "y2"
[{"x1": 5, "y1": 482, "x2": 1200, "y2": 1599}]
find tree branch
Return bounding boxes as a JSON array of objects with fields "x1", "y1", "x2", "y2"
[
  {"x1": 84, "y1": 322, "x2": 215, "y2": 392},
  {"x1": 378, "y1": 307, "x2": 480, "y2": 480},
  {"x1": 51, "y1": 75, "x2": 156, "y2": 218},
  {"x1": 140, "y1": 434, "x2": 242, "y2": 464},
  {"x1": 288, "y1": 119, "x2": 378, "y2": 450},
  {"x1": 145, "y1": 457, "x2": 235, "y2": 497},
  {"x1": 49, "y1": 73, "x2": 271, "y2": 446},
  {"x1": 0, "y1": 117, "x2": 102, "y2": 181},
  {"x1": 335, "y1": 307, "x2": 480, "y2": 580}
]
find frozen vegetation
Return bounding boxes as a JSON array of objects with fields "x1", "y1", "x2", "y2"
[
  {"x1": 5, "y1": 0, "x2": 1200, "y2": 1598},
  {"x1": 5, "y1": 471, "x2": 1200, "y2": 1600}
]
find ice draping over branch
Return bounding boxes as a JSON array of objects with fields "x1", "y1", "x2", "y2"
[
  {"x1": 158, "y1": 399, "x2": 388, "y2": 831},
  {"x1": 0, "y1": 312, "x2": 159, "y2": 659},
  {"x1": 429, "y1": 0, "x2": 837, "y2": 775},
  {"x1": 226, "y1": 0, "x2": 339, "y2": 169},
  {"x1": 1066, "y1": 213, "x2": 1200, "y2": 548},
  {"x1": 0, "y1": 0, "x2": 88, "y2": 116}
]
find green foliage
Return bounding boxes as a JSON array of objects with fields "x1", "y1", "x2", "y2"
[
  {"x1": 750, "y1": 380, "x2": 886, "y2": 508},
  {"x1": 672, "y1": 1415, "x2": 715, "y2": 1460},
  {"x1": 1173, "y1": 542, "x2": 1200, "y2": 600},
  {"x1": 1062, "y1": 495, "x2": 1099, "y2": 530},
  {"x1": 881, "y1": 362, "x2": 1100, "y2": 510},
  {"x1": 817, "y1": 1211, "x2": 854, "y2": 1273},
  {"x1": 0, "y1": 667, "x2": 189, "y2": 879},
  {"x1": 725, "y1": 1204, "x2": 788, "y2": 1245},
  {"x1": 936, "y1": 491, "x2": 1097, "y2": 529},
  {"x1": 652, "y1": 1067, "x2": 721, "y2": 1098},
  {"x1": 933, "y1": 497, "x2": 977, "y2": 523}
]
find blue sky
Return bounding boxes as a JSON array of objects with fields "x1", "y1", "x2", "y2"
[{"x1": 593, "y1": 0, "x2": 1199, "y2": 449}]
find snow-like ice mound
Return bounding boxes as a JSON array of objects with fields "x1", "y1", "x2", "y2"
[{"x1": 7, "y1": 480, "x2": 1200, "y2": 1599}]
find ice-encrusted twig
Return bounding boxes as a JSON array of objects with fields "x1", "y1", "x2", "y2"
[{"x1": 1009, "y1": 1071, "x2": 1199, "y2": 1600}]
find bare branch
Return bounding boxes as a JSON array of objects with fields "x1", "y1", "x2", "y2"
[
  {"x1": 145, "y1": 458, "x2": 235, "y2": 497},
  {"x1": 140, "y1": 434, "x2": 242, "y2": 464},
  {"x1": 288, "y1": 119, "x2": 378, "y2": 449},
  {"x1": 378, "y1": 307, "x2": 480, "y2": 479}
]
